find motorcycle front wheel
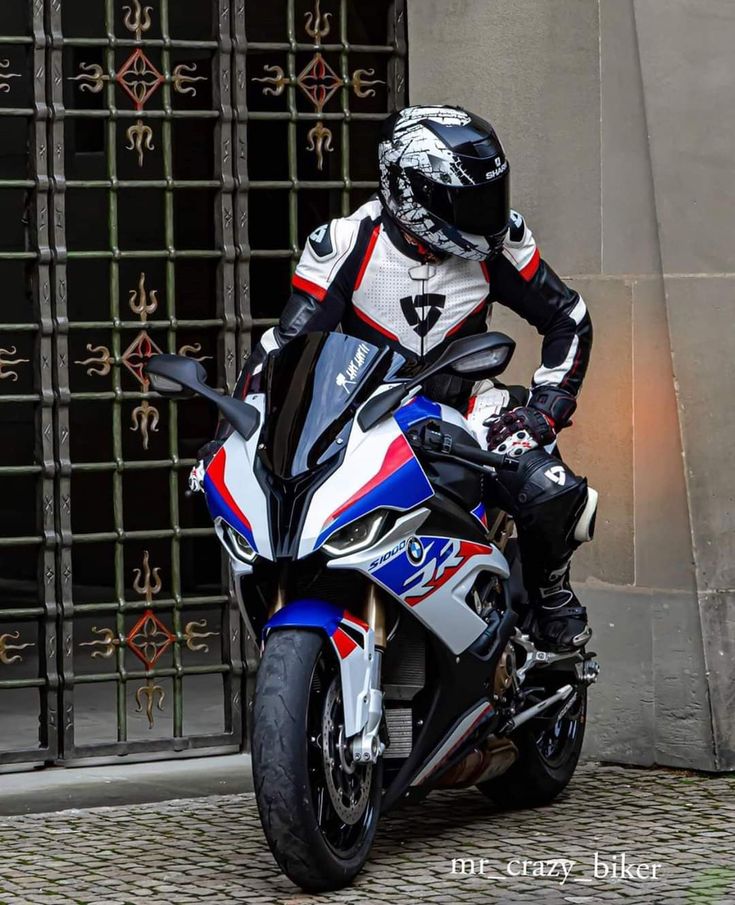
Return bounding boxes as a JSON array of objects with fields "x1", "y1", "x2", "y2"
[{"x1": 252, "y1": 629, "x2": 382, "y2": 892}]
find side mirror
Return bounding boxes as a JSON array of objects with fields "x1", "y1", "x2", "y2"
[
  {"x1": 147, "y1": 356, "x2": 208, "y2": 397},
  {"x1": 446, "y1": 337, "x2": 515, "y2": 381},
  {"x1": 145, "y1": 354, "x2": 261, "y2": 441},
  {"x1": 358, "y1": 331, "x2": 516, "y2": 432}
]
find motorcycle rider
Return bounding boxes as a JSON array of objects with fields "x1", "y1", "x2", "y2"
[{"x1": 210, "y1": 105, "x2": 596, "y2": 652}]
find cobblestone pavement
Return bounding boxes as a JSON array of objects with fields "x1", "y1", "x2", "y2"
[{"x1": 1, "y1": 762, "x2": 734, "y2": 905}]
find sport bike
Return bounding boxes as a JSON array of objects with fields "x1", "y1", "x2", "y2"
[{"x1": 146, "y1": 330, "x2": 599, "y2": 893}]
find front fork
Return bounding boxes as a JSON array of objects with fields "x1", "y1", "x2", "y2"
[
  {"x1": 349, "y1": 583, "x2": 387, "y2": 764},
  {"x1": 264, "y1": 578, "x2": 388, "y2": 764}
]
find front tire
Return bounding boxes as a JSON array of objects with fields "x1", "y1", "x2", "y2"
[
  {"x1": 477, "y1": 682, "x2": 586, "y2": 809},
  {"x1": 252, "y1": 629, "x2": 382, "y2": 892}
]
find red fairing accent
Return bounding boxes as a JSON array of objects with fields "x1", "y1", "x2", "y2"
[
  {"x1": 342, "y1": 610, "x2": 369, "y2": 630},
  {"x1": 352, "y1": 304, "x2": 399, "y2": 341},
  {"x1": 327, "y1": 434, "x2": 413, "y2": 523},
  {"x1": 207, "y1": 447, "x2": 253, "y2": 532},
  {"x1": 480, "y1": 260, "x2": 491, "y2": 284},
  {"x1": 466, "y1": 396, "x2": 477, "y2": 416},
  {"x1": 332, "y1": 626, "x2": 358, "y2": 659},
  {"x1": 354, "y1": 224, "x2": 381, "y2": 291},
  {"x1": 292, "y1": 274, "x2": 327, "y2": 301},
  {"x1": 520, "y1": 247, "x2": 541, "y2": 281}
]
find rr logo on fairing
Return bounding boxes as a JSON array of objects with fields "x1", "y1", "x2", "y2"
[{"x1": 403, "y1": 539, "x2": 464, "y2": 605}]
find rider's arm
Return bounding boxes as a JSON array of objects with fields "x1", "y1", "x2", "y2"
[
  {"x1": 232, "y1": 218, "x2": 364, "y2": 399},
  {"x1": 492, "y1": 212, "x2": 593, "y2": 428}
]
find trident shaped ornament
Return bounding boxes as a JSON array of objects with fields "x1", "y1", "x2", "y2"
[
  {"x1": 305, "y1": 0, "x2": 332, "y2": 43},
  {"x1": 123, "y1": 0, "x2": 153, "y2": 42}
]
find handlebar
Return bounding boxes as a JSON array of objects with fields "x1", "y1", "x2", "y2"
[{"x1": 407, "y1": 423, "x2": 520, "y2": 471}]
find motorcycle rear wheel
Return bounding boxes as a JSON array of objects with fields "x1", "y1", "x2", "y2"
[
  {"x1": 477, "y1": 682, "x2": 587, "y2": 809},
  {"x1": 252, "y1": 629, "x2": 382, "y2": 892}
]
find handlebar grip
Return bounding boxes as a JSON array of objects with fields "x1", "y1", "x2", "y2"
[{"x1": 450, "y1": 439, "x2": 520, "y2": 470}]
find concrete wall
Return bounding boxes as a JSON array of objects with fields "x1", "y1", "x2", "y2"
[{"x1": 409, "y1": 0, "x2": 735, "y2": 769}]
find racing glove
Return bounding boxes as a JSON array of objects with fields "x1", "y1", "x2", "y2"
[{"x1": 484, "y1": 406, "x2": 556, "y2": 457}]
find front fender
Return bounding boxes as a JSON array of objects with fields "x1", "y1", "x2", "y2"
[{"x1": 263, "y1": 599, "x2": 374, "y2": 738}]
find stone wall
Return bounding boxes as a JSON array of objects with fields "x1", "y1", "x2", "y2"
[{"x1": 409, "y1": 0, "x2": 735, "y2": 769}]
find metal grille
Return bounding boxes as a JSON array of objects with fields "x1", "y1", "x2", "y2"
[{"x1": 0, "y1": 0, "x2": 406, "y2": 768}]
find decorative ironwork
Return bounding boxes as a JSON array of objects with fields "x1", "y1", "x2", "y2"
[
  {"x1": 73, "y1": 274, "x2": 212, "y2": 449},
  {"x1": 68, "y1": 63, "x2": 108, "y2": 95},
  {"x1": 0, "y1": 347, "x2": 30, "y2": 382},
  {"x1": 0, "y1": 631, "x2": 33, "y2": 665},
  {"x1": 0, "y1": 60, "x2": 21, "y2": 94},
  {"x1": 128, "y1": 271, "x2": 158, "y2": 322},
  {"x1": 79, "y1": 627, "x2": 119, "y2": 659},
  {"x1": 116, "y1": 48, "x2": 165, "y2": 111},
  {"x1": 253, "y1": 65, "x2": 287, "y2": 97},
  {"x1": 132, "y1": 549, "x2": 163, "y2": 606},
  {"x1": 126, "y1": 120, "x2": 155, "y2": 167},
  {"x1": 253, "y1": 0, "x2": 385, "y2": 170},
  {"x1": 123, "y1": 0, "x2": 153, "y2": 42},
  {"x1": 178, "y1": 343, "x2": 212, "y2": 363},
  {"x1": 74, "y1": 344, "x2": 113, "y2": 377},
  {"x1": 130, "y1": 399, "x2": 160, "y2": 448},
  {"x1": 183, "y1": 620, "x2": 218, "y2": 653},
  {"x1": 69, "y1": 3, "x2": 207, "y2": 167},
  {"x1": 306, "y1": 122, "x2": 333, "y2": 171},
  {"x1": 121, "y1": 331, "x2": 164, "y2": 386},
  {"x1": 171, "y1": 64, "x2": 207, "y2": 97},
  {"x1": 127, "y1": 610, "x2": 173, "y2": 668},
  {"x1": 135, "y1": 682, "x2": 165, "y2": 728}
]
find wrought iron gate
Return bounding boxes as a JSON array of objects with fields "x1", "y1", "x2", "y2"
[{"x1": 0, "y1": 1, "x2": 406, "y2": 767}]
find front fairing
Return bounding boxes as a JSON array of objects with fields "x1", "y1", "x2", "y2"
[{"x1": 297, "y1": 397, "x2": 435, "y2": 558}]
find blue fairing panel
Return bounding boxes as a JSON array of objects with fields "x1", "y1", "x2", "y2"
[{"x1": 263, "y1": 598, "x2": 345, "y2": 639}]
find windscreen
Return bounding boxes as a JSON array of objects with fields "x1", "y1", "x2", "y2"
[{"x1": 259, "y1": 332, "x2": 392, "y2": 478}]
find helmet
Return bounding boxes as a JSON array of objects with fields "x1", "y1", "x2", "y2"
[{"x1": 379, "y1": 105, "x2": 511, "y2": 262}]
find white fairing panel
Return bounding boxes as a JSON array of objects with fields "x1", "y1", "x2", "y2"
[{"x1": 330, "y1": 511, "x2": 511, "y2": 656}]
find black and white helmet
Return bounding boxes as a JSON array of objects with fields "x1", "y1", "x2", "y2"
[{"x1": 379, "y1": 105, "x2": 511, "y2": 261}]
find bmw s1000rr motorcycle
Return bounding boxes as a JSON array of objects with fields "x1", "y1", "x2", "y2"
[{"x1": 146, "y1": 330, "x2": 599, "y2": 893}]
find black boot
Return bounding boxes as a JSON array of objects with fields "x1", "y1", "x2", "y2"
[{"x1": 530, "y1": 565, "x2": 591, "y2": 652}]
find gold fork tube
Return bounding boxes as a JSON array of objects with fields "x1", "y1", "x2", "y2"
[
  {"x1": 364, "y1": 583, "x2": 387, "y2": 649},
  {"x1": 267, "y1": 579, "x2": 287, "y2": 619}
]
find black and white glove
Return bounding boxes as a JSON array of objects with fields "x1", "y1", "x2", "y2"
[{"x1": 484, "y1": 406, "x2": 556, "y2": 457}]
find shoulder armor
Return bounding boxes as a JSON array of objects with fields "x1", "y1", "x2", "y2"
[
  {"x1": 502, "y1": 210, "x2": 540, "y2": 281},
  {"x1": 294, "y1": 216, "x2": 362, "y2": 296}
]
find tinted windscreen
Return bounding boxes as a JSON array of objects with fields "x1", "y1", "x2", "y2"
[{"x1": 260, "y1": 332, "x2": 391, "y2": 478}]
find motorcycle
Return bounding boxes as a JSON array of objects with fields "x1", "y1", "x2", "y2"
[{"x1": 146, "y1": 330, "x2": 599, "y2": 893}]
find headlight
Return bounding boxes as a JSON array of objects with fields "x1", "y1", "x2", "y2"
[
  {"x1": 223, "y1": 523, "x2": 258, "y2": 563},
  {"x1": 322, "y1": 510, "x2": 388, "y2": 556}
]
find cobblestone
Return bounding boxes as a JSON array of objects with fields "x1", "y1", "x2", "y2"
[{"x1": 1, "y1": 763, "x2": 734, "y2": 904}]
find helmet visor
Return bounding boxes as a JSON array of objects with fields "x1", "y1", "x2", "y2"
[{"x1": 409, "y1": 168, "x2": 511, "y2": 237}]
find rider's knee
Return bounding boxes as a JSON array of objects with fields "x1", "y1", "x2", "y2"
[{"x1": 497, "y1": 448, "x2": 598, "y2": 548}]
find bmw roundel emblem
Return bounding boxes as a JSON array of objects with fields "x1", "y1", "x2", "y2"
[{"x1": 407, "y1": 537, "x2": 424, "y2": 564}]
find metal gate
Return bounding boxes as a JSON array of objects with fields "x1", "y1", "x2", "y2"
[{"x1": 0, "y1": 0, "x2": 406, "y2": 767}]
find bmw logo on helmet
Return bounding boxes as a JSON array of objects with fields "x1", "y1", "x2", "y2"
[{"x1": 407, "y1": 536, "x2": 424, "y2": 564}]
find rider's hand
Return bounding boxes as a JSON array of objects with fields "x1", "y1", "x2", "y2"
[{"x1": 484, "y1": 406, "x2": 556, "y2": 455}]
